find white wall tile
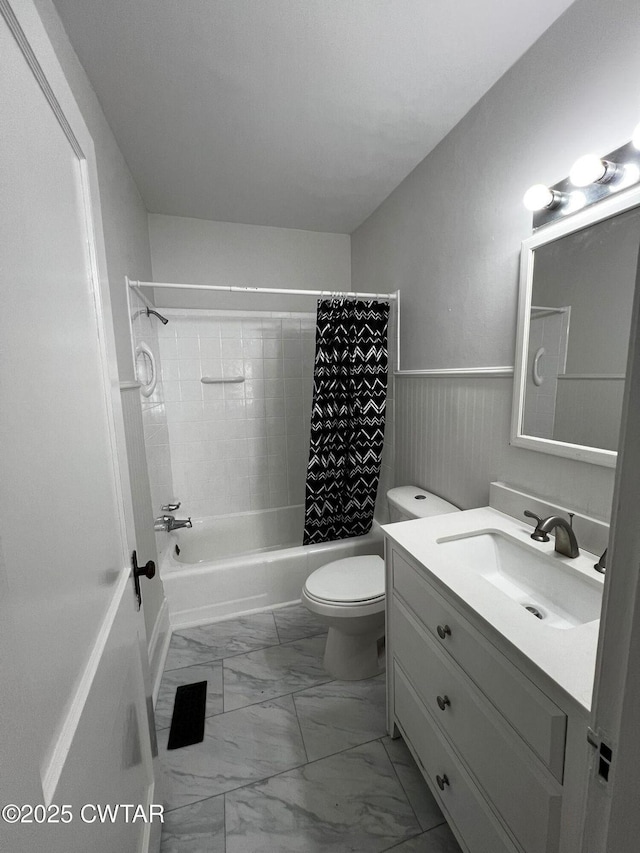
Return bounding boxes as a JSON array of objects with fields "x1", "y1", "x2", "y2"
[
  {"x1": 149, "y1": 307, "x2": 396, "y2": 522},
  {"x1": 176, "y1": 336, "x2": 201, "y2": 359}
]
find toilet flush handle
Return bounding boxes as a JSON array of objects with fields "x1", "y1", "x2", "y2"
[{"x1": 437, "y1": 624, "x2": 451, "y2": 639}]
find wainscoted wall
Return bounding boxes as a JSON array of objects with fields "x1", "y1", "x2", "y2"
[
  {"x1": 157, "y1": 309, "x2": 316, "y2": 519},
  {"x1": 395, "y1": 374, "x2": 614, "y2": 520},
  {"x1": 351, "y1": 0, "x2": 640, "y2": 521}
]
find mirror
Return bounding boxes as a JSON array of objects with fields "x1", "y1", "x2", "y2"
[{"x1": 511, "y1": 186, "x2": 640, "y2": 467}]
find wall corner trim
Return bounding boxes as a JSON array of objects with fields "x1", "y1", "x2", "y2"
[{"x1": 395, "y1": 366, "x2": 514, "y2": 378}]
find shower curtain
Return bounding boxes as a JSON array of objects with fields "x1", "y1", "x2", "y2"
[{"x1": 303, "y1": 298, "x2": 390, "y2": 545}]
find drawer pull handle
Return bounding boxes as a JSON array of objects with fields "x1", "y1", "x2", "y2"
[
  {"x1": 437, "y1": 695, "x2": 451, "y2": 711},
  {"x1": 436, "y1": 774, "x2": 450, "y2": 791},
  {"x1": 437, "y1": 624, "x2": 451, "y2": 639}
]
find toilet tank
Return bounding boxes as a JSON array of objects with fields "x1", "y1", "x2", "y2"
[{"x1": 387, "y1": 486, "x2": 459, "y2": 523}]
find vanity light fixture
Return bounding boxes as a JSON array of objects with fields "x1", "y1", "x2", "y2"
[
  {"x1": 523, "y1": 184, "x2": 565, "y2": 212},
  {"x1": 527, "y1": 126, "x2": 640, "y2": 228},
  {"x1": 569, "y1": 153, "x2": 619, "y2": 187}
]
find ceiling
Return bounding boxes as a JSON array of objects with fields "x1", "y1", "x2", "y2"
[{"x1": 53, "y1": 0, "x2": 575, "y2": 233}]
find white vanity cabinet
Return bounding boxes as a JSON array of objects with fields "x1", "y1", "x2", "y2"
[{"x1": 385, "y1": 540, "x2": 590, "y2": 853}]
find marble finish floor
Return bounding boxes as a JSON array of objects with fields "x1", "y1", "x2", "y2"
[{"x1": 157, "y1": 604, "x2": 462, "y2": 852}]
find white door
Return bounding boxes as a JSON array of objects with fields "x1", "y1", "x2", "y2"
[
  {"x1": 580, "y1": 245, "x2": 640, "y2": 849},
  {"x1": 0, "y1": 3, "x2": 159, "y2": 852}
]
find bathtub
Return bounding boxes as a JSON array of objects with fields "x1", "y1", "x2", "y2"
[{"x1": 161, "y1": 505, "x2": 385, "y2": 629}]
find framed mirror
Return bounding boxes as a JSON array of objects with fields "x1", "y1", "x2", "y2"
[{"x1": 511, "y1": 184, "x2": 640, "y2": 467}]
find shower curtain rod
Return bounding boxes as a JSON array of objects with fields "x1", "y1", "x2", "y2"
[{"x1": 128, "y1": 278, "x2": 398, "y2": 301}]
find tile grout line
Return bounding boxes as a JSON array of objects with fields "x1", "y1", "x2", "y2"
[
  {"x1": 290, "y1": 688, "x2": 310, "y2": 765},
  {"x1": 221, "y1": 657, "x2": 225, "y2": 714},
  {"x1": 379, "y1": 822, "x2": 450, "y2": 853},
  {"x1": 157, "y1": 635, "x2": 336, "y2": 733},
  {"x1": 162, "y1": 733, "x2": 391, "y2": 815},
  {"x1": 157, "y1": 670, "x2": 339, "y2": 733},
  {"x1": 163, "y1": 629, "x2": 328, "y2": 673},
  {"x1": 381, "y1": 737, "x2": 425, "y2": 833},
  {"x1": 380, "y1": 739, "x2": 448, "y2": 842},
  {"x1": 222, "y1": 791, "x2": 227, "y2": 853}
]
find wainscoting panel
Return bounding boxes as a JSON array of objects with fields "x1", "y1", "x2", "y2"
[{"x1": 395, "y1": 375, "x2": 615, "y2": 520}]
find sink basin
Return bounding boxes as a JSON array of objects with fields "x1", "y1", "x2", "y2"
[{"x1": 436, "y1": 531, "x2": 603, "y2": 629}]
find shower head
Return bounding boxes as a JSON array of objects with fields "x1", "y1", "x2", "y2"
[{"x1": 146, "y1": 307, "x2": 169, "y2": 325}]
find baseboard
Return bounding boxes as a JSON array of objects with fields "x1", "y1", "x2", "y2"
[{"x1": 148, "y1": 598, "x2": 171, "y2": 705}]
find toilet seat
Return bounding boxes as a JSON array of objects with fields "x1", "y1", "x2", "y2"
[{"x1": 303, "y1": 555, "x2": 385, "y2": 606}]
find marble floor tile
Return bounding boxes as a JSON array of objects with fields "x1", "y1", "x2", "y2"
[
  {"x1": 164, "y1": 612, "x2": 280, "y2": 670},
  {"x1": 273, "y1": 603, "x2": 327, "y2": 642},
  {"x1": 293, "y1": 674, "x2": 387, "y2": 760},
  {"x1": 160, "y1": 795, "x2": 225, "y2": 853},
  {"x1": 159, "y1": 695, "x2": 307, "y2": 810},
  {"x1": 155, "y1": 662, "x2": 224, "y2": 730},
  {"x1": 224, "y1": 740, "x2": 420, "y2": 853},
  {"x1": 382, "y1": 824, "x2": 462, "y2": 852},
  {"x1": 382, "y1": 737, "x2": 444, "y2": 832},
  {"x1": 223, "y1": 635, "x2": 330, "y2": 711}
]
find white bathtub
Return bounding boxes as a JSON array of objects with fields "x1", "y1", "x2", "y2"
[{"x1": 161, "y1": 505, "x2": 385, "y2": 628}]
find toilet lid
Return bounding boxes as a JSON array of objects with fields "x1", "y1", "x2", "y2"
[{"x1": 304, "y1": 556, "x2": 385, "y2": 604}]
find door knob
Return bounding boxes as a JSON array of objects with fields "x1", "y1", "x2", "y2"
[
  {"x1": 437, "y1": 695, "x2": 451, "y2": 711},
  {"x1": 436, "y1": 774, "x2": 450, "y2": 791},
  {"x1": 132, "y1": 549, "x2": 156, "y2": 609}
]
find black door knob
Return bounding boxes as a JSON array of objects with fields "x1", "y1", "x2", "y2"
[
  {"x1": 132, "y1": 549, "x2": 156, "y2": 609},
  {"x1": 436, "y1": 774, "x2": 450, "y2": 791},
  {"x1": 437, "y1": 695, "x2": 451, "y2": 711},
  {"x1": 134, "y1": 553, "x2": 156, "y2": 579}
]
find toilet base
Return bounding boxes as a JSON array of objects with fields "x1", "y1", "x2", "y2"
[{"x1": 323, "y1": 619, "x2": 385, "y2": 681}]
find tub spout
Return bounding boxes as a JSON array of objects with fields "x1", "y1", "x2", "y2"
[{"x1": 154, "y1": 514, "x2": 192, "y2": 532}]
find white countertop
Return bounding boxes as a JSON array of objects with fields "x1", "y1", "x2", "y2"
[{"x1": 383, "y1": 507, "x2": 604, "y2": 712}]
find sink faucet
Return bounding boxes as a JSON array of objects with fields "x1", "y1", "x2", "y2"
[
  {"x1": 154, "y1": 514, "x2": 192, "y2": 532},
  {"x1": 524, "y1": 510, "x2": 579, "y2": 558},
  {"x1": 594, "y1": 548, "x2": 607, "y2": 574}
]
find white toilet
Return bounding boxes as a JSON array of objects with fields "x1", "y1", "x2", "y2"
[{"x1": 302, "y1": 486, "x2": 460, "y2": 680}]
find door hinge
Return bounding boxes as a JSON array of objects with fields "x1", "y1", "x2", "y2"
[{"x1": 587, "y1": 727, "x2": 614, "y2": 782}]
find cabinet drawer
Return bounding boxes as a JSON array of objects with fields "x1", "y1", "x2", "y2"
[
  {"x1": 391, "y1": 547, "x2": 566, "y2": 781},
  {"x1": 394, "y1": 663, "x2": 519, "y2": 853},
  {"x1": 392, "y1": 598, "x2": 562, "y2": 853}
]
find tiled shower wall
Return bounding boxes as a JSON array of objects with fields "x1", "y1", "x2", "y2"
[{"x1": 157, "y1": 310, "x2": 316, "y2": 518}]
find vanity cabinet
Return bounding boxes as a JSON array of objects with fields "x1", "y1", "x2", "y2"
[{"x1": 386, "y1": 542, "x2": 589, "y2": 853}]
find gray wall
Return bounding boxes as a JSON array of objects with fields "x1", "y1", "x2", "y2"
[
  {"x1": 149, "y1": 214, "x2": 351, "y2": 314},
  {"x1": 34, "y1": 0, "x2": 165, "y2": 643},
  {"x1": 352, "y1": 0, "x2": 640, "y2": 520}
]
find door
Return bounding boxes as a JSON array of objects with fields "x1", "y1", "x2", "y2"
[
  {"x1": 0, "y1": 3, "x2": 159, "y2": 851},
  {"x1": 581, "y1": 237, "x2": 640, "y2": 849}
]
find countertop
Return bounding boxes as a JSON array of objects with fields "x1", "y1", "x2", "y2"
[{"x1": 383, "y1": 507, "x2": 604, "y2": 712}]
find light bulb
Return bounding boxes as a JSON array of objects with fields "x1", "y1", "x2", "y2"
[
  {"x1": 633, "y1": 123, "x2": 640, "y2": 151},
  {"x1": 523, "y1": 184, "x2": 556, "y2": 211},
  {"x1": 569, "y1": 153, "x2": 616, "y2": 186}
]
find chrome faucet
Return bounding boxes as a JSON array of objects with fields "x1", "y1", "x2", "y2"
[
  {"x1": 154, "y1": 514, "x2": 192, "y2": 532},
  {"x1": 524, "y1": 510, "x2": 579, "y2": 558}
]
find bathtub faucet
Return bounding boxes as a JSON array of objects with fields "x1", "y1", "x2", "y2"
[{"x1": 154, "y1": 514, "x2": 192, "y2": 532}]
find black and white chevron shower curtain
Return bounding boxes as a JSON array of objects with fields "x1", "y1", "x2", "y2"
[{"x1": 303, "y1": 298, "x2": 390, "y2": 545}]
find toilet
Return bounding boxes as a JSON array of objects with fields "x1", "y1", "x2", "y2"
[{"x1": 302, "y1": 486, "x2": 460, "y2": 680}]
